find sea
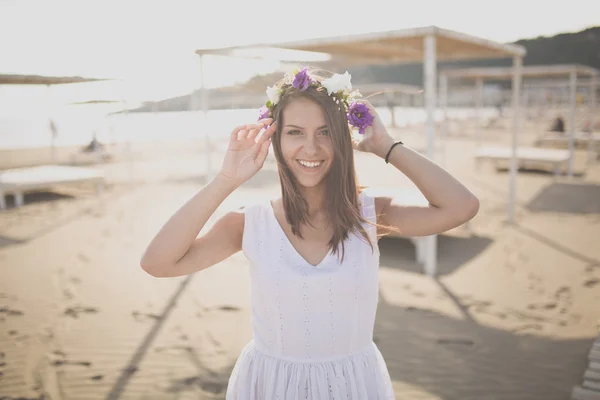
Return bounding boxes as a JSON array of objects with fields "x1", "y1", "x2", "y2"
[{"x1": 0, "y1": 106, "x2": 498, "y2": 150}]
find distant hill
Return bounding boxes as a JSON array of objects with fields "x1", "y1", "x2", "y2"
[{"x1": 130, "y1": 26, "x2": 600, "y2": 112}]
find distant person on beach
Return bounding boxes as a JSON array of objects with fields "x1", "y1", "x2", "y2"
[
  {"x1": 141, "y1": 67, "x2": 479, "y2": 399},
  {"x1": 550, "y1": 116, "x2": 565, "y2": 133},
  {"x1": 82, "y1": 132, "x2": 104, "y2": 153}
]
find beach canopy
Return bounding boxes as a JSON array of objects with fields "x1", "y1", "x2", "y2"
[
  {"x1": 440, "y1": 64, "x2": 599, "y2": 177},
  {"x1": 194, "y1": 25, "x2": 527, "y2": 277},
  {"x1": 441, "y1": 64, "x2": 598, "y2": 80},
  {"x1": 0, "y1": 74, "x2": 108, "y2": 85},
  {"x1": 196, "y1": 26, "x2": 525, "y2": 63}
]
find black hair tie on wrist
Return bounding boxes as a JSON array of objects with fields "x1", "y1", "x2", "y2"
[{"x1": 384, "y1": 141, "x2": 403, "y2": 164}]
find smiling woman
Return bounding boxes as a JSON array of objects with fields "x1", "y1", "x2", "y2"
[{"x1": 141, "y1": 67, "x2": 479, "y2": 399}]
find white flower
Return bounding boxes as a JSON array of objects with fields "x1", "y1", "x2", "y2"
[
  {"x1": 266, "y1": 85, "x2": 281, "y2": 105},
  {"x1": 322, "y1": 71, "x2": 352, "y2": 95},
  {"x1": 348, "y1": 90, "x2": 362, "y2": 101}
]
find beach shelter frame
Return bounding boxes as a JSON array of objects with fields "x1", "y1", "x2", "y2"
[
  {"x1": 440, "y1": 65, "x2": 599, "y2": 176},
  {"x1": 0, "y1": 74, "x2": 112, "y2": 161},
  {"x1": 195, "y1": 25, "x2": 526, "y2": 277},
  {"x1": 0, "y1": 75, "x2": 136, "y2": 186}
]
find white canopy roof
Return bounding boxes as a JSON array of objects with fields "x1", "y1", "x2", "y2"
[
  {"x1": 441, "y1": 64, "x2": 599, "y2": 80},
  {"x1": 196, "y1": 26, "x2": 525, "y2": 64}
]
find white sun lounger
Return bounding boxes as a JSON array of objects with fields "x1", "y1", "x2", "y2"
[
  {"x1": 475, "y1": 146, "x2": 570, "y2": 176},
  {"x1": 0, "y1": 165, "x2": 105, "y2": 209},
  {"x1": 536, "y1": 132, "x2": 600, "y2": 147},
  {"x1": 536, "y1": 133, "x2": 600, "y2": 161}
]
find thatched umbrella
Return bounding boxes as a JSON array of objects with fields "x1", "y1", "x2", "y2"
[{"x1": 0, "y1": 74, "x2": 111, "y2": 162}]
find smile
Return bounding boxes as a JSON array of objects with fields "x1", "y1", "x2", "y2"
[{"x1": 296, "y1": 159, "x2": 323, "y2": 169}]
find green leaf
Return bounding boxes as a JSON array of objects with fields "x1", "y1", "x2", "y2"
[{"x1": 266, "y1": 100, "x2": 273, "y2": 108}]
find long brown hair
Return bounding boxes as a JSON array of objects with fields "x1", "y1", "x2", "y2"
[{"x1": 270, "y1": 69, "x2": 373, "y2": 261}]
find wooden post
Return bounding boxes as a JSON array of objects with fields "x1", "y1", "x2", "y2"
[
  {"x1": 423, "y1": 33, "x2": 438, "y2": 277},
  {"x1": 199, "y1": 55, "x2": 211, "y2": 180},
  {"x1": 475, "y1": 77, "x2": 483, "y2": 148},
  {"x1": 508, "y1": 56, "x2": 522, "y2": 224},
  {"x1": 588, "y1": 74, "x2": 597, "y2": 164},
  {"x1": 439, "y1": 73, "x2": 448, "y2": 168},
  {"x1": 568, "y1": 71, "x2": 577, "y2": 177},
  {"x1": 386, "y1": 92, "x2": 397, "y2": 128}
]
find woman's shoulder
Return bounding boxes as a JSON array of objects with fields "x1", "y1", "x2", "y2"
[
  {"x1": 234, "y1": 196, "x2": 279, "y2": 226},
  {"x1": 358, "y1": 187, "x2": 385, "y2": 217}
]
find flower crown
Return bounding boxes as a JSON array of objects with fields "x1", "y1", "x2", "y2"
[{"x1": 258, "y1": 67, "x2": 374, "y2": 134}]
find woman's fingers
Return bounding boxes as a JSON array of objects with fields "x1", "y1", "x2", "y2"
[
  {"x1": 244, "y1": 119, "x2": 273, "y2": 141},
  {"x1": 255, "y1": 138, "x2": 272, "y2": 166},
  {"x1": 229, "y1": 124, "x2": 248, "y2": 145},
  {"x1": 229, "y1": 119, "x2": 274, "y2": 149},
  {"x1": 257, "y1": 121, "x2": 277, "y2": 144},
  {"x1": 246, "y1": 124, "x2": 265, "y2": 142}
]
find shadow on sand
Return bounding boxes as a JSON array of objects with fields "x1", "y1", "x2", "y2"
[
  {"x1": 378, "y1": 233, "x2": 493, "y2": 276},
  {"x1": 134, "y1": 288, "x2": 593, "y2": 400},
  {"x1": 1, "y1": 190, "x2": 75, "y2": 209},
  {"x1": 373, "y1": 289, "x2": 593, "y2": 400},
  {"x1": 527, "y1": 182, "x2": 600, "y2": 214}
]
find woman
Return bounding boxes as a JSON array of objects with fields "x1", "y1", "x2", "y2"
[{"x1": 141, "y1": 68, "x2": 479, "y2": 399}]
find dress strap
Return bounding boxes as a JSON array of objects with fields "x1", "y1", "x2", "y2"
[
  {"x1": 359, "y1": 191, "x2": 378, "y2": 243},
  {"x1": 359, "y1": 191, "x2": 377, "y2": 225},
  {"x1": 241, "y1": 200, "x2": 268, "y2": 263}
]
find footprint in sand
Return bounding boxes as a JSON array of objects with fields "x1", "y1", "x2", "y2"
[
  {"x1": 132, "y1": 311, "x2": 162, "y2": 322},
  {"x1": 49, "y1": 351, "x2": 92, "y2": 367},
  {"x1": 69, "y1": 276, "x2": 82, "y2": 285},
  {"x1": 436, "y1": 338, "x2": 475, "y2": 346},
  {"x1": 0, "y1": 307, "x2": 24, "y2": 317},
  {"x1": 553, "y1": 286, "x2": 573, "y2": 312},
  {"x1": 90, "y1": 375, "x2": 104, "y2": 381},
  {"x1": 526, "y1": 302, "x2": 558, "y2": 311},
  {"x1": 77, "y1": 253, "x2": 90, "y2": 263},
  {"x1": 584, "y1": 278, "x2": 599, "y2": 288},
  {"x1": 169, "y1": 375, "x2": 227, "y2": 395},
  {"x1": 585, "y1": 264, "x2": 600, "y2": 273},
  {"x1": 199, "y1": 305, "x2": 241, "y2": 315},
  {"x1": 512, "y1": 323, "x2": 543, "y2": 333},
  {"x1": 216, "y1": 305, "x2": 241, "y2": 312},
  {"x1": 64, "y1": 306, "x2": 99, "y2": 318}
]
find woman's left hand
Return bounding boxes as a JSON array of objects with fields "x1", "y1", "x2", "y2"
[{"x1": 351, "y1": 100, "x2": 395, "y2": 159}]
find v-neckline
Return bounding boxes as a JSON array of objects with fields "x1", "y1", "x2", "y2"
[{"x1": 267, "y1": 200, "x2": 333, "y2": 268}]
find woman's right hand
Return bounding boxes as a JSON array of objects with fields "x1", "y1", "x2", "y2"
[{"x1": 217, "y1": 118, "x2": 277, "y2": 187}]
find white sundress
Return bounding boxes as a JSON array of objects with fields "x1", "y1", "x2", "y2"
[{"x1": 226, "y1": 193, "x2": 395, "y2": 399}]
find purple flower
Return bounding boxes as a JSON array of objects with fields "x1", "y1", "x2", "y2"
[
  {"x1": 292, "y1": 67, "x2": 312, "y2": 91},
  {"x1": 258, "y1": 105, "x2": 270, "y2": 121},
  {"x1": 347, "y1": 102, "x2": 374, "y2": 134}
]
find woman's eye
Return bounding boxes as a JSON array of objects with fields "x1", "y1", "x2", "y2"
[
  {"x1": 319, "y1": 130, "x2": 329, "y2": 136},
  {"x1": 287, "y1": 130, "x2": 301, "y2": 135}
]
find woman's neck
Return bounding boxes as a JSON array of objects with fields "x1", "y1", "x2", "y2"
[{"x1": 300, "y1": 185, "x2": 327, "y2": 218}]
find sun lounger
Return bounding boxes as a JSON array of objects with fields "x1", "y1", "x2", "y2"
[
  {"x1": 0, "y1": 165, "x2": 105, "y2": 209},
  {"x1": 536, "y1": 133, "x2": 600, "y2": 151},
  {"x1": 475, "y1": 146, "x2": 570, "y2": 176},
  {"x1": 69, "y1": 149, "x2": 114, "y2": 166},
  {"x1": 571, "y1": 334, "x2": 600, "y2": 400}
]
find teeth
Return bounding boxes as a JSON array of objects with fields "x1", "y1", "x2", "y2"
[{"x1": 298, "y1": 160, "x2": 322, "y2": 168}]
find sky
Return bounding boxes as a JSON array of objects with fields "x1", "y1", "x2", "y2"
[{"x1": 1, "y1": 0, "x2": 599, "y2": 104}]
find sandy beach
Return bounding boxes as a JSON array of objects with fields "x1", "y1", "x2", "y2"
[{"x1": 1, "y1": 113, "x2": 599, "y2": 399}]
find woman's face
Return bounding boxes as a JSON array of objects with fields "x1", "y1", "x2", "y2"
[{"x1": 279, "y1": 97, "x2": 334, "y2": 189}]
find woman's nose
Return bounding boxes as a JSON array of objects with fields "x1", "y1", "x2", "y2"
[{"x1": 303, "y1": 136, "x2": 318, "y2": 154}]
